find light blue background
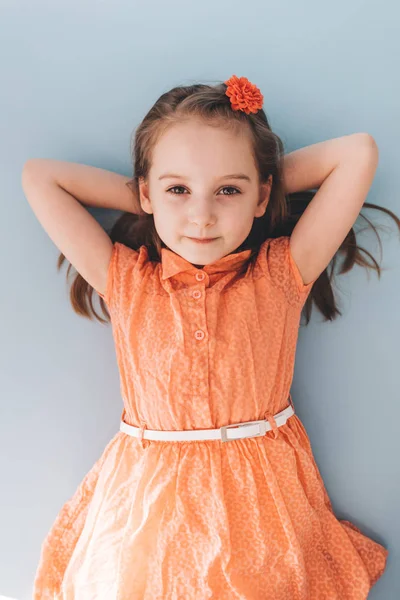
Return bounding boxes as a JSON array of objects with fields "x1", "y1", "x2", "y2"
[{"x1": 1, "y1": 1, "x2": 399, "y2": 598}]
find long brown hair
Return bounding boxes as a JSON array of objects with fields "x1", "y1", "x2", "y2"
[{"x1": 58, "y1": 81, "x2": 400, "y2": 325}]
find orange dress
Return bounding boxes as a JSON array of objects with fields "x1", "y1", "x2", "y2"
[{"x1": 32, "y1": 236, "x2": 388, "y2": 599}]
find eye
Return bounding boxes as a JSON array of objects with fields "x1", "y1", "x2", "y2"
[
  {"x1": 219, "y1": 186, "x2": 241, "y2": 195},
  {"x1": 166, "y1": 186, "x2": 187, "y2": 195},
  {"x1": 166, "y1": 185, "x2": 241, "y2": 195}
]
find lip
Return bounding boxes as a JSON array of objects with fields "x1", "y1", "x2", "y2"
[{"x1": 187, "y1": 237, "x2": 218, "y2": 243}]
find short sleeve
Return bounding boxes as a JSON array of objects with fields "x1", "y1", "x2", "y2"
[
  {"x1": 97, "y1": 242, "x2": 140, "y2": 315},
  {"x1": 259, "y1": 236, "x2": 316, "y2": 307}
]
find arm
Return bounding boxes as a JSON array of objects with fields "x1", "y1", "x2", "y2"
[
  {"x1": 282, "y1": 133, "x2": 379, "y2": 286},
  {"x1": 21, "y1": 159, "x2": 134, "y2": 297},
  {"x1": 282, "y1": 133, "x2": 372, "y2": 195},
  {"x1": 23, "y1": 159, "x2": 139, "y2": 213}
]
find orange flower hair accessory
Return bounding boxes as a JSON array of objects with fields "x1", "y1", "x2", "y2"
[{"x1": 224, "y1": 75, "x2": 264, "y2": 115}]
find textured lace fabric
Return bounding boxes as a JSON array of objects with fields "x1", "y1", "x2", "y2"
[{"x1": 32, "y1": 236, "x2": 388, "y2": 599}]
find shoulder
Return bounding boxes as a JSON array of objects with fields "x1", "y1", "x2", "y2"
[
  {"x1": 256, "y1": 236, "x2": 316, "y2": 307},
  {"x1": 98, "y1": 242, "x2": 148, "y2": 310}
]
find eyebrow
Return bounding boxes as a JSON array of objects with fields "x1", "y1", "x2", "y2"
[{"x1": 158, "y1": 173, "x2": 252, "y2": 183}]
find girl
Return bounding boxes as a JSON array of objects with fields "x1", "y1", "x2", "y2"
[{"x1": 22, "y1": 75, "x2": 397, "y2": 599}]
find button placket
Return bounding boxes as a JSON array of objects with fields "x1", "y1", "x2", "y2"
[
  {"x1": 186, "y1": 269, "x2": 209, "y2": 400},
  {"x1": 193, "y1": 270, "x2": 207, "y2": 342},
  {"x1": 195, "y1": 271, "x2": 206, "y2": 282}
]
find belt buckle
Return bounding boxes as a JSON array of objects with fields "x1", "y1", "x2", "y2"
[{"x1": 220, "y1": 419, "x2": 267, "y2": 442}]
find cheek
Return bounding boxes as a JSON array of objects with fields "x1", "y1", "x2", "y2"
[
  {"x1": 152, "y1": 206, "x2": 180, "y2": 234},
  {"x1": 227, "y1": 202, "x2": 254, "y2": 223}
]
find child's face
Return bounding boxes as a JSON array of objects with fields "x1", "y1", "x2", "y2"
[{"x1": 139, "y1": 118, "x2": 272, "y2": 266}]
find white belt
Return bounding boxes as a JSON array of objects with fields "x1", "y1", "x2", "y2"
[{"x1": 119, "y1": 404, "x2": 294, "y2": 443}]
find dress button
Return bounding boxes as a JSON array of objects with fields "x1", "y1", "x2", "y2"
[
  {"x1": 192, "y1": 290, "x2": 202, "y2": 299},
  {"x1": 194, "y1": 329, "x2": 205, "y2": 340},
  {"x1": 195, "y1": 271, "x2": 206, "y2": 281}
]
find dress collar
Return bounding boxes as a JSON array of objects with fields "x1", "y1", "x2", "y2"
[{"x1": 160, "y1": 246, "x2": 252, "y2": 280}]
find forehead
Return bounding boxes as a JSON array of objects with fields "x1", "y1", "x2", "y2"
[{"x1": 150, "y1": 119, "x2": 255, "y2": 176}]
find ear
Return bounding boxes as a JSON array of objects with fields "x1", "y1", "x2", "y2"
[
  {"x1": 138, "y1": 177, "x2": 153, "y2": 215},
  {"x1": 254, "y1": 175, "x2": 272, "y2": 218}
]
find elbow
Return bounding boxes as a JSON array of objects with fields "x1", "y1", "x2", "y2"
[
  {"x1": 352, "y1": 132, "x2": 379, "y2": 153},
  {"x1": 347, "y1": 133, "x2": 379, "y2": 168},
  {"x1": 22, "y1": 158, "x2": 52, "y2": 187}
]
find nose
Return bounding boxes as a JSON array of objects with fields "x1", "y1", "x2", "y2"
[{"x1": 188, "y1": 197, "x2": 216, "y2": 227}]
